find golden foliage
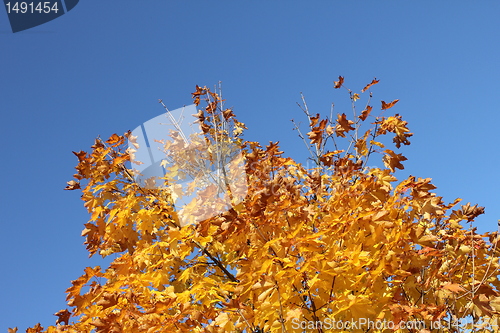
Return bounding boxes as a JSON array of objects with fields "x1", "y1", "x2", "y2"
[{"x1": 22, "y1": 79, "x2": 500, "y2": 333}]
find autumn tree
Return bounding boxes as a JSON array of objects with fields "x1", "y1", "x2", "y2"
[{"x1": 17, "y1": 78, "x2": 500, "y2": 333}]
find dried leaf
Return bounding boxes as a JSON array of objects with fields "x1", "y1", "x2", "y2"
[
  {"x1": 54, "y1": 309, "x2": 71, "y2": 325},
  {"x1": 381, "y1": 99, "x2": 399, "y2": 110},
  {"x1": 442, "y1": 283, "x2": 466, "y2": 293},
  {"x1": 65, "y1": 180, "x2": 80, "y2": 190},
  {"x1": 334, "y1": 76, "x2": 344, "y2": 89},
  {"x1": 359, "y1": 105, "x2": 372, "y2": 121},
  {"x1": 335, "y1": 113, "x2": 355, "y2": 137},
  {"x1": 361, "y1": 78, "x2": 380, "y2": 92},
  {"x1": 106, "y1": 133, "x2": 124, "y2": 147}
]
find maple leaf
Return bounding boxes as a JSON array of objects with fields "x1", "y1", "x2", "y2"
[
  {"x1": 472, "y1": 294, "x2": 496, "y2": 317},
  {"x1": 105, "y1": 133, "x2": 124, "y2": 147},
  {"x1": 96, "y1": 292, "x2": 119, "y2": 309},
  {"x1": 54, "y1": 309, "x2": 71, "y2": 325},
  {"x1": 461, "y1": 203, "x2": 485, "y2": 221},
  {"x1": 307, "y1": 117, "x2": 327, "y2": 146},
  {"x1": 375, "y1": 114, "x2": 413, "y2": 148},
  {"x1": 381, "y1": 99, "x2": 399, "y2": 110},
  {"x1": 335, "y1": 113, "x2": 355, "y2": 137},
  {"x1": 359, "y1": 105, "x2": 372, "y2": 121},
  {"x1": 306, "y1": 129, "x2": 322, "y2": 145},
  {"x1": 334, "y1": 75, "x2": 344, "y2": 89},
  {"x1": 408, "y1": 177, "x2": 436, "y2": 199},
  {"x1": 191, "y1": 85, "x2": 206, "y2": 105},
  {"x1": 361, "y1": 78, "x2": 380, "y2": 92},
  {"x1": 222, "y1": 108, "x2": 235, "y2": 120},
  {"x1": 64, "y1": 180, "x2": 80, "y2": 190},
  {"x1": 309, "y1": 113, "x2": 320, "y2": 127},
  {"x1": 72, "y1": 150, "x2": 87, "y2": 162},
  {"x1": 383, "y1": 149, "x2": 407, "y2": 172},
  {"x1": 354, "y1": 138, "x2": 368, "y2": 156}
]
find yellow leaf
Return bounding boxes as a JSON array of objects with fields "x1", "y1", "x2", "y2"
[{"x1": 285, "y1": 308, "x2": 303, "y2": 321}]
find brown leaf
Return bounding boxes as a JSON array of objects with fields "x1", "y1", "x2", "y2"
[
  {"x1": 191, "y1": 85, "x2": 206, "y2": 105},
  {"x1": 335, "y1": 113, "x2": 355, "y2": 137},
  {"x1": 72, "y1": 150, "x2": 87, "y2": 162},
  {"x1": 8, "y1": 328, "x2": 18, "y2": 333},
  {"x1": 359, "y1": 105, "x2": 372, "y2": 121},
  {"x1": 55, "y1": 309, "x2": 71, "y2": 325},
  {"x1": 307, "y1": 129, "x2": 322, "y2": 145},
  {"x1": 307, "y1": 118, "x2": 328, "y2": 145},
  {"x1": 381, "y1": 99, "x2": 399, "y2": 110},
  {"x1": 361, "y1": 78, "x2": 380, "y2": 92},
  {"x1": 334, "y1": 76, "x2": 344, "y2": 89},
  {"x1": 375, "y1": 114, "x2": 412, "y2": 148},
  {"x1": 65, "y1": 180, "x2": 80, "y2": 190},
  {"x1": 309, "y1": 113, "x2": 320, "y2": 127},
  {"x1": 222, "y1": 108, "x2": 235, "y2": 120}
]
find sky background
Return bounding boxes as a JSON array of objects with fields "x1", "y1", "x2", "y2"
[{"x1": 1, "y1": 1, "x2": 499, "y2": 330}]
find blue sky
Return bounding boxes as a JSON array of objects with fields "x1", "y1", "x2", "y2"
[{"x1": 1, "y1": 1, "x2": 499, "y2": 330}]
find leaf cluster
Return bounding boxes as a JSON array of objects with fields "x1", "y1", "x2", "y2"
[{"x1": 17, "y1": 79, "x2": 500, "y2": 333}]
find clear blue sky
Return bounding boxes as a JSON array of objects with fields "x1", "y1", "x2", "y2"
[{"x1": 1, "y1": 1, "x2": 499, "y2": 330}]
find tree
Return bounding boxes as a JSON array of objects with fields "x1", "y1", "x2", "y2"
[{"x1": 18, "y1": 78, "x2": 500, "y2": 333}]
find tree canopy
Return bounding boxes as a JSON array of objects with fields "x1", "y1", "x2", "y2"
[{"x1": 17, "y1": 78, "x2": 500, "y2": 333}]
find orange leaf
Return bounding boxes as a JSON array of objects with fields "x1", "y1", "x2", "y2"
[
  {"x1": 334, "y1": 76, "x2": 344, "y2": 89},
  {"x1": 335, "y1": 113, "x2": 355, "y2": 137},
  {"x1": 309, "y1": 113, "x2": 320, "y2": 127},
  {"x1": 442, "y1": 283, "x2": 466, "y2": 293},
  {"x1": 72, "y1": 150, "x2": 87, "y2": 162},
  {"x1": 106, "y1": 133, "x2": 124, "y2": 147},
  {"x1": 359, "y1": 106, "x2": 372, "y2": 121},
  {"x1": 383, "y1": 149, "x2": 407, "y2": 172},
  {"x1": 307, "y1": 118, "x2": 328, "y2": 145},
  {"x1": 361, "y1": 78, "x2": 380, "y2": 92},
  {"x1": 381, "y1": 99, "x2": 399, "y2": 110}
]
